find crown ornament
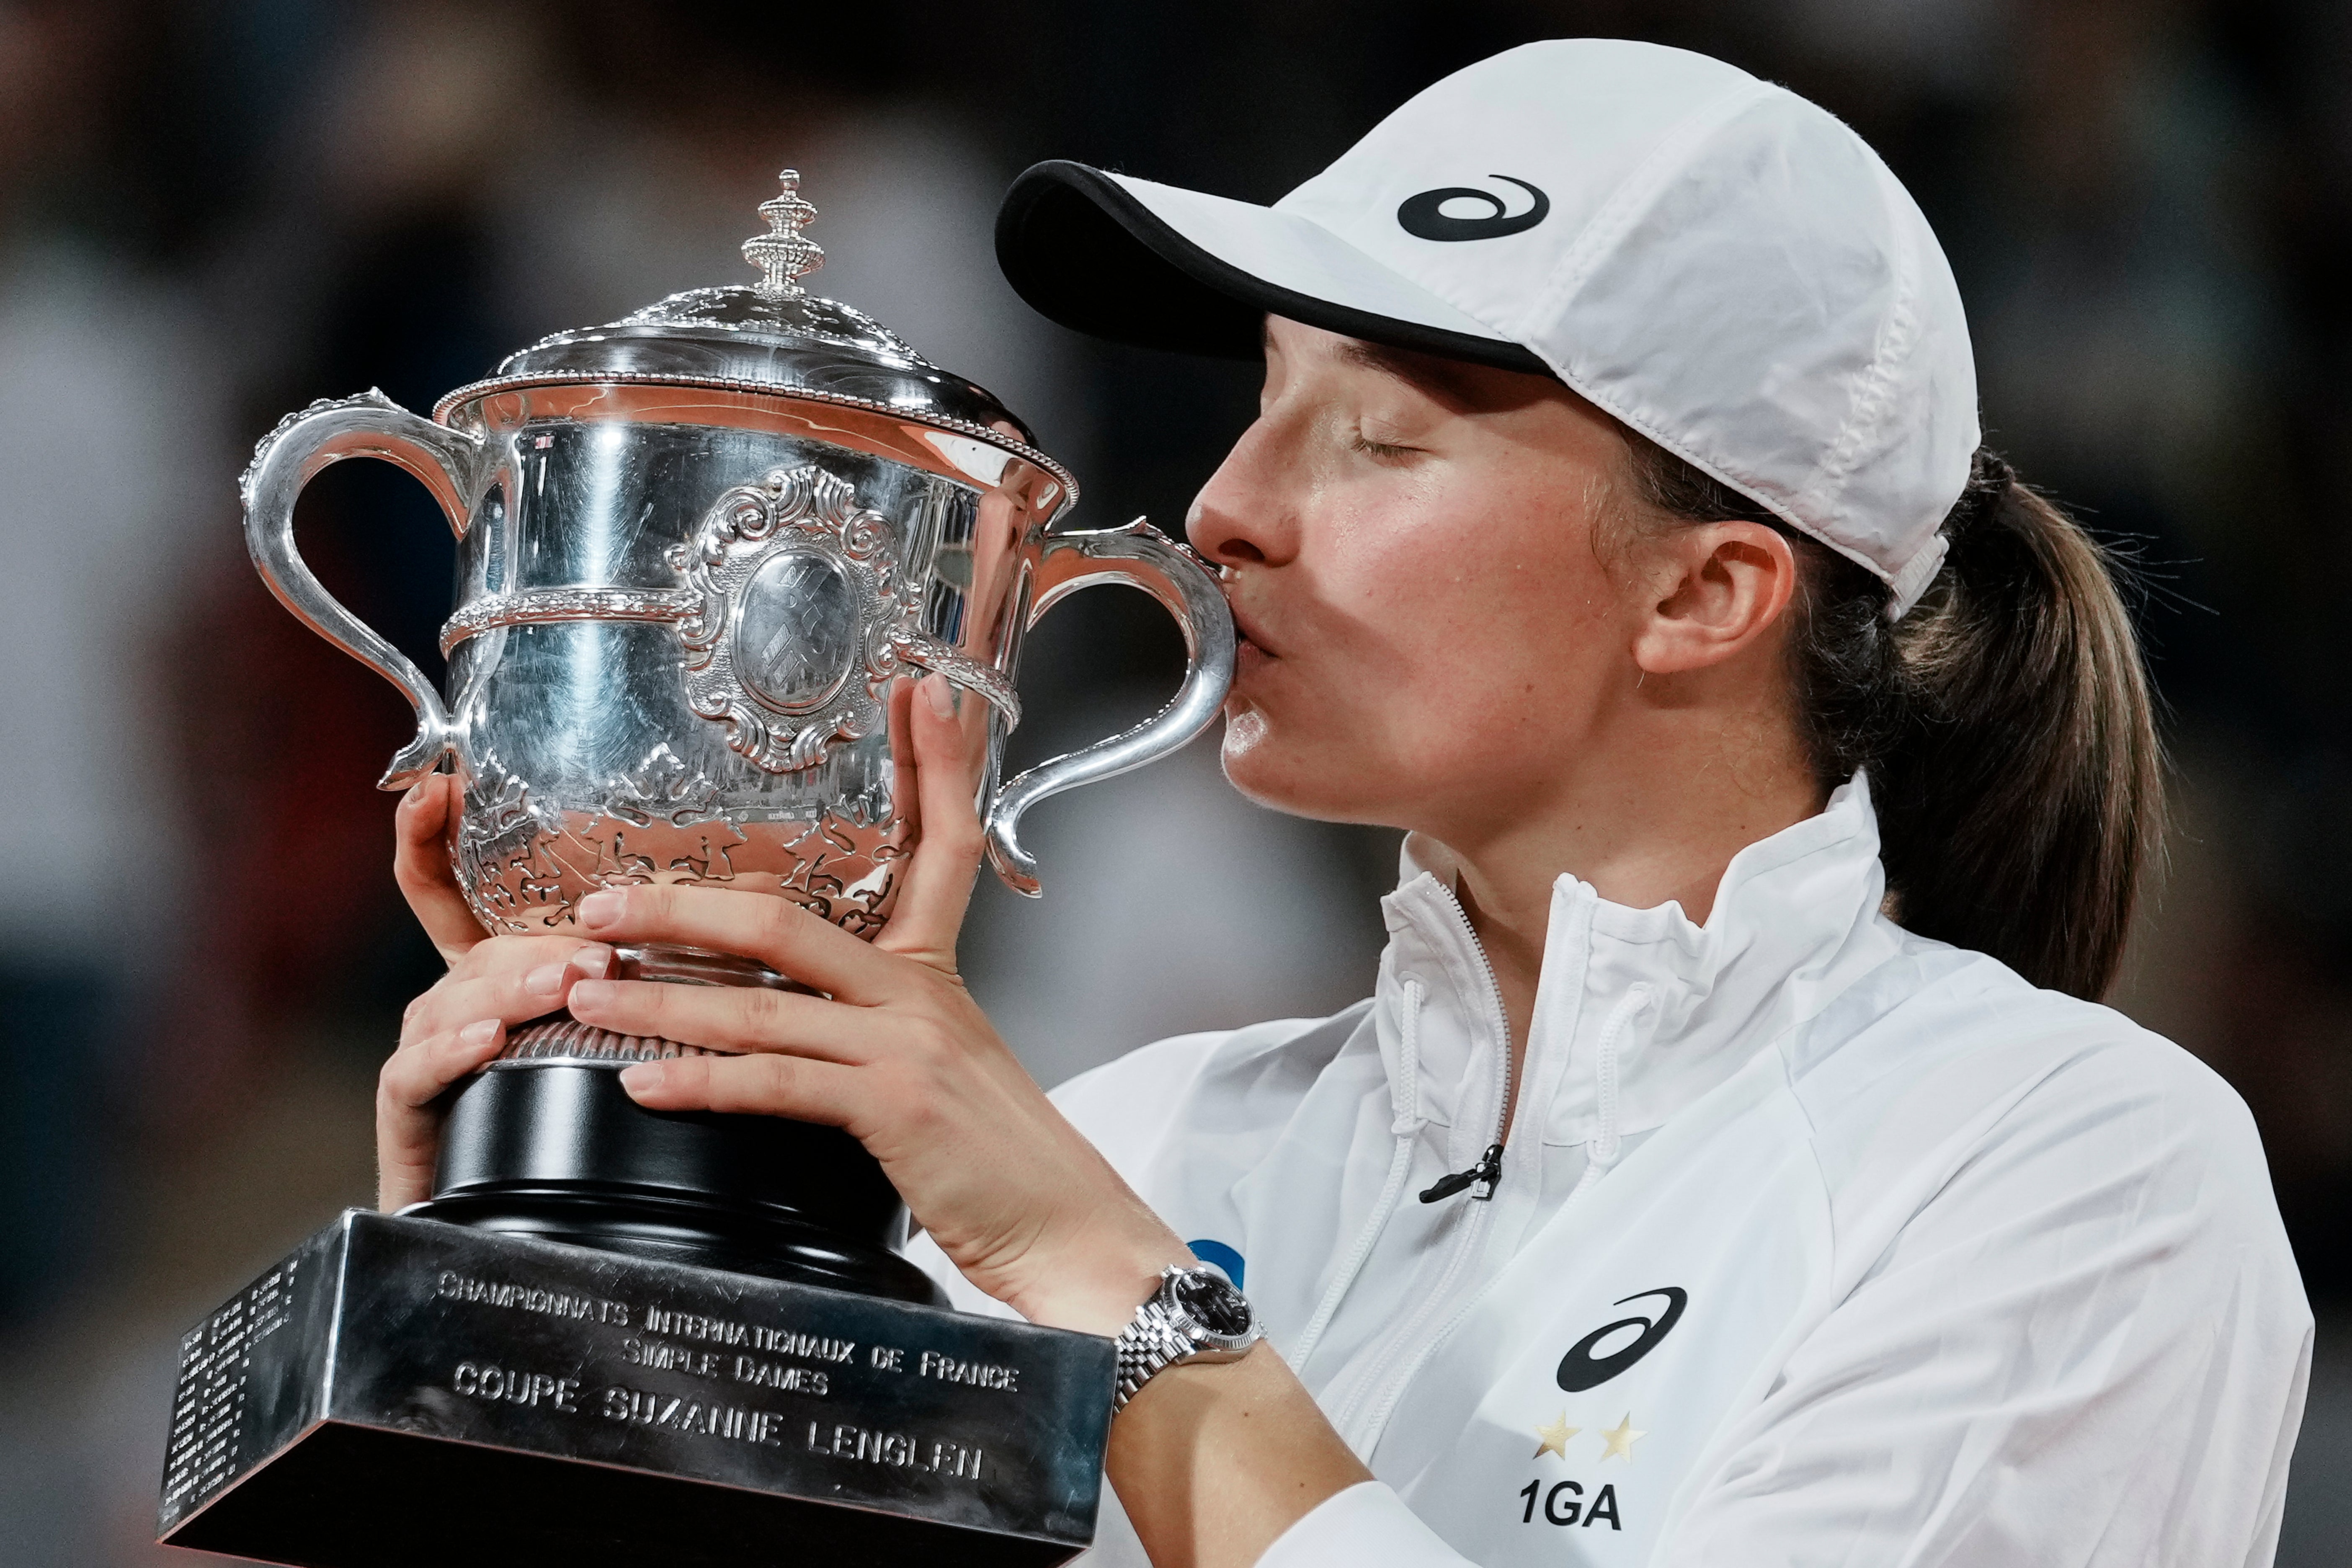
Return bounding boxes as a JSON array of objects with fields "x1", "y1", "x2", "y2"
[{"x1": 743, "y1": 170, "x2": 825, "y2": 299}]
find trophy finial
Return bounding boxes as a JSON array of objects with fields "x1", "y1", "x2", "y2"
[{"x1": 744, "y1": 169, "x2": 825, "y2": 299}]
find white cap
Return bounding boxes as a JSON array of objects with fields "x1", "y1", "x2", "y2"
[{"x1": 995, "y1": 39, "x2": 1978, "y2": 615}]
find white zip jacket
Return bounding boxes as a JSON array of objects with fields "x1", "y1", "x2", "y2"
[{"x1": 913, "y1": 778, "x2": 2312, "y2": 1565}]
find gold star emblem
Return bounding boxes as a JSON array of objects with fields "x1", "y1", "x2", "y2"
[
  {"x1": 1598, "y1": 1411, "x2": 1647, "y2": 1461},
  {"x1": 1532, "y1": 1412, "x2": 1580, "y2": 1460}
]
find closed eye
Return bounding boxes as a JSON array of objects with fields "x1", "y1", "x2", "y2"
[{"x1": 1350, "y1": 433, "x2": 1420, "y2": 461}]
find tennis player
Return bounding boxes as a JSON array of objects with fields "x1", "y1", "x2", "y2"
[{"x1": 380, "y1": 40, "x2": 2311, "y2": 1567}]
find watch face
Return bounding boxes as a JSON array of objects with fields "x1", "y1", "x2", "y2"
[{"x1": 1170, "y1": 1272, "x2": 1252, "y2": 1338}]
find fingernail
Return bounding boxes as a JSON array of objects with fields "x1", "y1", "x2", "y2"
[
  {"x1": 525, "y1": 962, "x2": 568, "y2": 999},
  {"x1": 578, "y1": 890, "x2": 623, "y2": 928},
  {"x1": 459, "y1": 1019, "x2": 500, "y2": 1046},
  {"x1": 571, "y1": 943, "x2": 615, "y2": 978},
  {"x1": 404, "y1": 780, "x2": 426, "y2": 807},
  {"x1": 570, "y1": 979, "x2": 612, "y2": 1009},
  {"x1": 619, "y1": 1063, "x2": 661, "y2": 1095},
  {"x1": 923, "y1": 673, "x2": 955, "y2": 720}
]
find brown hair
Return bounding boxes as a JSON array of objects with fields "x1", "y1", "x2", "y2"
[{"x1": 1622, "y1": 439, "x2": 2164, "y2": 1001}]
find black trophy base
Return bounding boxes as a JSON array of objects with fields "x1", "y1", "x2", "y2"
[
  {"x1": 418, "y1": 1058, "x2": 946, "y2": 1306},
  {"x1": 157, "y1": 1211, "x2": 1112, "y2": 1567}
]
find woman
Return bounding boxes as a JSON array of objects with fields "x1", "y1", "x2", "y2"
[{"x1": 379, "y1": 41, "x2": 2310, "y2": 1568}]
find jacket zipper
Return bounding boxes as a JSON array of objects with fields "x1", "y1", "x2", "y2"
[
  {"x1": 1331, "y1": 882, "x2": 1516, "y2": 1451},
  {"x1": 1436, "y1": 879, "x2": 1516, "y2": 1181},
  {"x1": 1419, "y1": 1142, "x2": 1504, "y2": 1203}
]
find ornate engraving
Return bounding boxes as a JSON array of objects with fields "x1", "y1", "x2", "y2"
[
  {"x1": 735, "y1": 550, "x2": 861, "y2": 712},
  {"x1": 599, "y1": 743, "x2": 724, "y2": 827},
  {"x1": 452, "y1": 769, "x2": 565, "y2": 930},
  {"x1": 451, "y1": 749, "x2": 904, "y2": 943},
  {"x1": 434, "y1": 588, "x2": 1020, "y2": 730},
  {"x1": 609, "y1": 286, "x2": 926, "y2": 360},
  {"x1": 237, "y1": 387, "x2": 401, "y2": 509},
  {"x1": 434, "y1": 369, "x2": 1081, "y2": 502},
  {"x1": 900, "y1": 637, "x2": 1023, "y2": 731},
  {"x1": 668, "y1": 464, "x2": 918, "y2": 774},
  {"x1": 439, "y1": 586, "x2": 696, "y2": 656},
  {"x1": 743, "y1": 169, "x2": 824, "y2": 299},
  {"x1": 160, "y1": 1259, "x2": 302, "y2": 1521},
  {"x1": 495, "y1": 1019, "x2": 727, "y2": 1065}
]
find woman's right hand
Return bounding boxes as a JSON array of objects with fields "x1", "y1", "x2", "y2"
[{"x1": 376, "y1": 773, "x2": 613, "y2": 1211}]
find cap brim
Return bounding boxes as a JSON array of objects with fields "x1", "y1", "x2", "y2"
[{"x1": 995, "y1": 161, "x2": 1547, "y2": 374}]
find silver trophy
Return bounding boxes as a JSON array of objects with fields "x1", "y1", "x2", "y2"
[
  {"x1": 246, "y1": 168, "x2": 1229, "y2": 964},
  {"x1": 159, "y1": 172, "x2": 1230, "y2": 1568}
]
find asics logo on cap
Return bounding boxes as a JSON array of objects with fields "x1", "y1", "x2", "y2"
[{"x1": 1396, "y1": 175, "x2": 1550, "y2": 241}]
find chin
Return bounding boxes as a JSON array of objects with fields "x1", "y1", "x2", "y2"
[{"x1": 1216, "y1": 709, "x2": 1393, "y2": 825}]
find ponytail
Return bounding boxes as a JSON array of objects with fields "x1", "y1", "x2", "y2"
[{"x1": 1624, "y1": 441, "x2": 2164, "y2": 1001}]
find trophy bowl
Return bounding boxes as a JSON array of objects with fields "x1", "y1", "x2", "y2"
[{"x1": 159, "y1": 170, "x2": 1231, "y2": 1567}]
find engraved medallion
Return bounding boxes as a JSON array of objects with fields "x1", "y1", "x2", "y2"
[
  {"x1": 735, "y1": 548, "x2": 860, "y2": 714},
  {"x1": 669, "y1": 462, "x2": 914, "y2": 775}
]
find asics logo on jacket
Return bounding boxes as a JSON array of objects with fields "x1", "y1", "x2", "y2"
[{"x1": 1555, "y1": 1289, "x2": 1686, "y2": 1393}]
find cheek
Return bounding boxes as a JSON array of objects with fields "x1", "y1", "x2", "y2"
[
  {"x1": 1222, "y1": 497, "x2": 1623, "y2": 812},
  {"x1": 1346, "y1": 502, "x2": 1613, "y2": 707}
]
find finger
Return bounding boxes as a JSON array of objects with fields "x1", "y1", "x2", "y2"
[
  {"x1": 404, "y1": 936, "x2": 610, "y2": 1039},
  {"x1": 567, "y1": 976, "x2": 874, "y2": 1063},
  {"x1": 575, "y1": 883, "x2": 909, "y2": 1005},
  {"x1": 876, "y1": 673, "x2": 989, "y2": 972},
  {"x1": 403, "y1": 944, "x2": 613, "y2": 1047},
  {"x1": 377, "y1": 1019, "x2": 505, "y2": 1211},
  {"x1": 381, "y1": 1018, "x2": 506, "y2": 1111},
  {"x1": 619, "y1": 1050, "x2": 862, "y2": 1126},
  {"x1": 443, "y1": 933, "x2": 612, "y2": 986},
  {"x1": 378, "y1": 1161, "x2": 436, "y2": 1215},
  {"x1": 395, "y1": 774, "x2": 489, "y2": 963}
]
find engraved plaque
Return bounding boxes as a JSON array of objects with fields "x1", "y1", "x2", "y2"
[
  {"x1": 733, "y1": 547, "x2": 860, "y2": 714},
  {"x1": 157, "y1": 1211, "x2": 1113, "y2": 1567}
]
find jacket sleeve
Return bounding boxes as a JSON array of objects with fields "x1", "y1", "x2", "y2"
[
  {"x1": 1258, "y1": 1483, "x2": 1476, "y2": 1567},
  {"x1": 1654, "y1": 1035, "x2": 2312, "y2": 1568}
]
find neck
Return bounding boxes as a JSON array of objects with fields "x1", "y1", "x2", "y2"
[{"x1": 1422, "y1": 717, "x2": 1823, "y2": 1087}]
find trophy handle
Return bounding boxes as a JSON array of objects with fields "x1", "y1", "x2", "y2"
[
  {"x1": 240, "y1": 389, "x2": 477, "y2": 789},
  {"x1": 983, "y1": 519, "x2": 1235, "y2": 896}
]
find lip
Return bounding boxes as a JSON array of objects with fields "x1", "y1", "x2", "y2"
[{"x1": 1224, "y1": 595, "x2": 1278, "y2": 660}]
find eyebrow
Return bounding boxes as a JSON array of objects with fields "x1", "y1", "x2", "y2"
[
  {"x1": 1338, "y1": 338, "x2": 1424, "y2": 379},
  {"x1": 1303, "y1": 327, "x2": 1471, "y2": 400},
  {"x1": 1259, "y1": 320, "x2": 1492, "y2": 411}
]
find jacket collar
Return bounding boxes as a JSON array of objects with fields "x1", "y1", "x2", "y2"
[{"x1": 1374, "y1": 775, "x2": 1904, "y2": 1153}]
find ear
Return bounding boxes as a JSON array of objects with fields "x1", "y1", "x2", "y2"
[{"x1": 1629, "y1": 521, "x2": 1800, "y2": 675}]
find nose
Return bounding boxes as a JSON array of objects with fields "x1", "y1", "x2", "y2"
[{"x1": 1185, "y1": 418, "x2": 1298, "y2": 570}]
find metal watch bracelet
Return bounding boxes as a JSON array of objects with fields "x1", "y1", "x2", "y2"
[{"x1": 1111, "y1": 1265, "x2": 1263, "y2": 1412}]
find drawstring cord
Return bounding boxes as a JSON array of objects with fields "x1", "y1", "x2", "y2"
[
  {"x1": 1289, "y1": 978, "x2": 1424, "y2": 1373},
  {"x1": 1570, "y1": 983, "x2": 1652, "y2": 1199}
]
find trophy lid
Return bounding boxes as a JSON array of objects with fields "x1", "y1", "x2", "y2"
[{"x1": 434, "y1": 171, "x2": 1044, "y2": 454}]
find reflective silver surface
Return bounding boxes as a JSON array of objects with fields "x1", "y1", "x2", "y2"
[
  {"x1": 240, "y1": 171, "x2": 1234, "y2": 1012},
  {"x1": 437, "y1": 168, "x2": 1041, "y2": 451}
]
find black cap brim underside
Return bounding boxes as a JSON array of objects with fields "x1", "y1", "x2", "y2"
[{"x1": 993, "y1": 160, "x2": 1549, "y2": 375}]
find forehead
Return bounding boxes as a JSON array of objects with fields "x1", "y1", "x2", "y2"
[
  {"x1": 1262, "y1": 317, "x2": 1475, "y2": 400},
  {"x1": 1261, "y1": 316, "x2": 1591, "y2": 428}
]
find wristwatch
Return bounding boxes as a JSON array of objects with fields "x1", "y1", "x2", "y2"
[{"x1": 1112, "y1": 1264, "x2": 1264, "y2": 1412}]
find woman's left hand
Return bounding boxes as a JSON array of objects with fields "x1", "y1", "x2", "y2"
[{"x1": 565, "y1": 673, "x2": 1191, "y2": 1335}]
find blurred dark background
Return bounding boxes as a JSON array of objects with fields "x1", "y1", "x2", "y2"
[{"x1": 0, "y1": 0, "x2": 2344, "y2": 1559}]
